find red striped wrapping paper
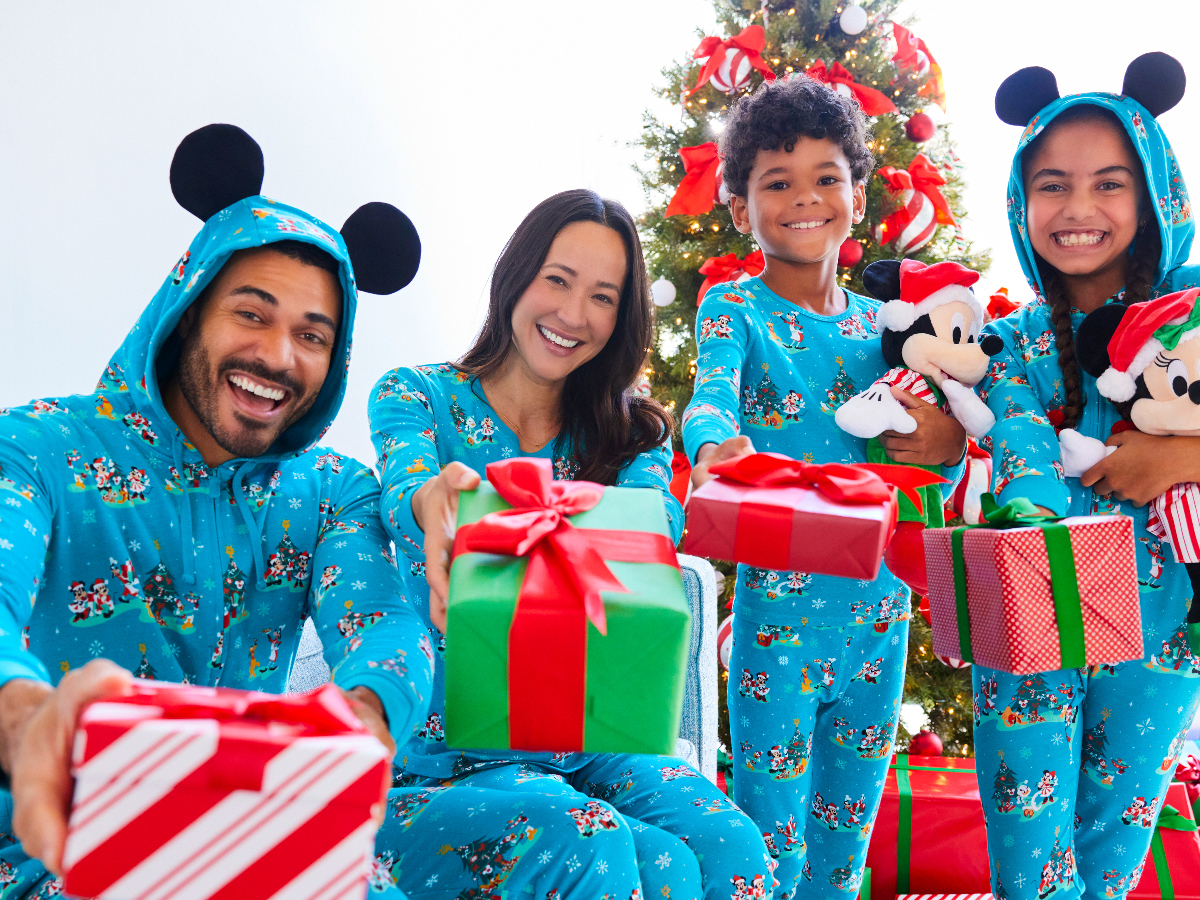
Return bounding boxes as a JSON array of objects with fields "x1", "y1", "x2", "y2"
[{"x1": 62, "y1": 681, "x2": 389, "y2": 900}]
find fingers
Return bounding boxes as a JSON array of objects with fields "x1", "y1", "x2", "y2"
[
  {"x1": 889, "y1": 387, "x2": 924, "y2": 409},
  {"x1": 442, "y1": 462, "x2": 480, "y2": 491},
  {"x1": 429, "y1": 588, "x2": 448, "y2": 634},
  {"x1": 691, "y1": 437, "x2": 755, "y2": 489}
]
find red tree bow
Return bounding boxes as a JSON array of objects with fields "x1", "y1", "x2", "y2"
[
  {"x1": 666, "y1": 143, "x2": 724, "y2": 217},
  {"x1": 1177, "y1": 754, "x2": 1200, "y2": 806},
  {"x1": 689, "y1": 25, "x2": 776, "y2": 96},
  {"x1": 708, "y1": 452, "x2": 946, "y2": 514},
  {"x1": 891, "y1": 23, "x2": 946, "y2": 111},
  {"x1": 697, "y1": 250, "x2": 765, "y2": 305},
  {"x1": 875, "y1": 154, "x2": 956, "y2": 251},
  {"x1": 805, "y1": 60, "x2": 897, "y2": 116}
]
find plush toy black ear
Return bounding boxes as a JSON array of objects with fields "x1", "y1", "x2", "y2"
[
  {"x1": 340, "y1": 202, "x2": 421, "y2": 295},
  {"x1": 1076, "y1": 304, "x2": 1129, "y2": 378},
  {"x1": 1122, "y1": 52, "x2": 1186, "y2": 117},
  {"x1": 862, "y1": 259, "x2": 902, "y2": 301},
  {"x1": 170, "y1": 124, "x2": 265, "y2": 221},
  {"x1": 995, "y1": 66, "x2": 1061, "y2": 126}
]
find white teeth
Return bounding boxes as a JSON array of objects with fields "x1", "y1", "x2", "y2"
[
  {"x1": 1055, "y1": 232, "x2": 1104, "y2": 246},
  {"x1": 229, "y1": 375, "x2": 285, "y2": 401},
  {"x1": 538, "y1": 325, "x2": 579, "y2": 348},
  {"x1": 785, "y1": 220, "x2": 828, "y2": 230}
]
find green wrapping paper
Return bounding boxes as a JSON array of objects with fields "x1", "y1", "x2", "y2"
[{"x1": 444, "y1": 478, "x2": 691, "y2": 754}]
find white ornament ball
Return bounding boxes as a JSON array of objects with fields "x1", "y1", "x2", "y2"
[
  {"x1": 651, "y1": 278, "x2": 677, "y2": 307},
  {"x1": 839, "y1": 4, "x2": 868, "y2": 35},
  {"x1": 710, "y1": 48, "x2": 754, "y2": 94},
  {"x1": 717, "y1": 615, "x2": 734, "y2": 671}
]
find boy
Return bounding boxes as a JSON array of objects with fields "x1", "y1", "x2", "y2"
[{"x1": 683, "y1": 77, "x2": 966, "y2": 899}]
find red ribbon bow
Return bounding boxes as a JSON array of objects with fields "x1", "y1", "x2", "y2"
[
  {"x1": 891, "y1": 23, "x2": 946, "y2": 111},
  {"x1": 689, "y1": 25, "x2": 776, "y2": 96},
  {"x1": 697, "y1": 250, "x2": 765, "y2": 305},
  {"x1": 805, "y1": 60, "x2": 897, "y2": 117},
  {"x1": 1177, "y1": 754, "x2": 1200, "y2": 804},
  {"x1": 876, "y1": 154, "x2": 956, "y2": 246},
  {"x1": 666, "y1": 142, "x2": 723, "y2": 217}
]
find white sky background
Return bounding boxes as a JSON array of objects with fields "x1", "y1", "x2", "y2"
[{"x1": 1, "y1": 1, "x2": 1198, "y2": 468}]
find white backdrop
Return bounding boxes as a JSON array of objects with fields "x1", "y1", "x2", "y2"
[{"x1": 1, "y1": 1, "x2": 1197, "y2": 468}]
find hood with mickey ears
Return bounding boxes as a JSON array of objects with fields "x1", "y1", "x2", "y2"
[
  {"x1": 998, "y1": 52, "x2": 1194, "y2": 297},
  {"x1": 110, "y1": 123, "x2": 421, "y2": 462}
]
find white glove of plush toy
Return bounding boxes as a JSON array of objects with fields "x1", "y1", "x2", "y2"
[
  {"x1": 941, "y1": 378, "x2": 997, "y2": 438},
  {"x1": 834, "y1": 382, "x2": 917, "y2": 438},
  {"x1": 1058, "y1": 428, "x2": 1115, "y2": 477}
]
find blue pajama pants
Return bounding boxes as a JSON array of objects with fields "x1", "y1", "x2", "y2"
[
  {"x1": 972, "y1": 600, "x2": 1200, "y2": 900},
  {"x1": 374, "y1": 755, "x2": 773, "y2": 900},
  {"x1": 727, "y1": 613, "x2": 910, "y2": 900}
]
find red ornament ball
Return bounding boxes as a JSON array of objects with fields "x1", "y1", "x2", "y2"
[
  {"x1": 909, "y1": 728, "x2": 943, "y2": 756},
  {"x1": 838, "y1": 237, "x2": 864, "y2": 268},
  {"x1": 905, "y1": 112, "x2": 936, "y2": 143}
]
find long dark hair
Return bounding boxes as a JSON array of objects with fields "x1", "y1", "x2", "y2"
[
  {"x1": 456, "y1": 189, "x2": 672, "y2": 484},
  {"x1": 1024, "y1": 106, "x2": 1162, "y2": 430}
]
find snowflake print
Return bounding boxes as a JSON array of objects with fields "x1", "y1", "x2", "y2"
[
  {"x1": 24, "y1": 520, "x2": 37, "y2": 534},
  {"x1": 1003, "y1": 835, "x2": 1015, "y2": 848},
  {"x1": 289, "y1": 498, "x2": 302, "y2": 509},
  {"x1": 425, "y1": 875, "x2": 439, "y2": 887},
  {"x1": 1032, "y1": 847, "x2": 1042, "y2": 859},
  {"x1": 1019, "y1": 746, "x2": 1032, "y2": 759},
  {"x1": 162, "y1": 643, "x2": 179, "y2": 658},
  {"x1": 254, "y1": 601, "x2": 270, "y2": 616},
  {"x1": 0, "y1": 540, "x2": 10, "y2": 550},
  {"x1": 336, "y1": 541, "x2": 347, "y2": 549},
  {"x1": 1061, "y1": 799, "x2": 1070, "y2": 811},
  {"x1": 596, "y1": 861, "x2": 608, "y2": 874},
  {"x1": 567, "y1": 855, "x2": 581, "y2": 873},
  {"x1": 129, "y1": 540, "x2": 141, "y2": 551},
  {"x1": 1014, "y1": 873, "x2": 1026, "y2": 889},
  {"x1": 1051, "y1": 733, "x2": 1064, "y2": 746},
  {"x1": 234, "y1": 635, "x2": 243, "y2": 649},
  {"x1": 741, "y1": 716, "x2": 750, "y2": 728},
  {"x1": 834, "y1": 758, "x2": 846, "y2": 770},
  {"x1": 1115, "y1": 845, "x2": 1126, "y2": 856},
  {"x1": 1145, "y1": 685, "x2": 1158, "y2": 697},
  {"x1": 812, "y1": 599, "x2": 826, "y2": 609},
  {"x1": 753, "y1": 785, "x2": 764, "y2": 795},
  {"x1": 891, "y1": 635, "x2": 899, "y2": 645},
  {"x1": 1092, "y1": 820, "x2": 1106, "y2": 831},
  {"x1": 655, "y1": 853, "x2": 672, "y2": 869},
  {"x1": 353, "y1": 581, "x2": 367, "y2": 590},
  {"x1": 5, "y1": 498, "x2": 19, "y2": 508},
  {"x1": 843, "y1": 696, "x2": 854, "y2": 707},
  {"x1": 1135, "y1": 718, "x2": 1154, "y2": 735},
  {"x1": 538, "y1": 851, "x2": 553, "y2": 864},
  {"x1": 1136, "y1": 755, "x2": 1148, "y2": 766},
  {"x1": 88, "y1": 640, "x2": 104, "y2": 657},
  {"x1": 679, "y1": 785, "x2": 693, "y2": 793},
  {"x1": 778, "y1": 656, "x2": 788, "y2": 665}
]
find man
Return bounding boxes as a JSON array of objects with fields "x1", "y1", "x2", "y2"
[{"x1": 0, "y1": 124, "x2": 430, "y2": 897}]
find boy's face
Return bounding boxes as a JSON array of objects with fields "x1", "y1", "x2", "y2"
[{"x1": 729, "y1": 137, "x2": 865, "y2": 266}]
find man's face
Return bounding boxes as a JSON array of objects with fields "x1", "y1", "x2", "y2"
[{"x1": 172, "y1": 247, "x2": 341, "y2": 462}]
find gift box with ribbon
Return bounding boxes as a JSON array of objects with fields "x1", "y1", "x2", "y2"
[
  {"x1": 1128, "y1": 781, "x2": 1200, "y2": 899},
  {"x1": 62, "y1": 680, "x2": 390, "y2": 900},
  {"x1": 444, "y1": 457, "x2": 689, "y2": 754},
  {"x1": 866, "y1": 754, "x2": 991, "y2": 900},
  {"x1": 683, "y1": 452, "x2": 946, "y2": 579},
  {"x1": 923, "y1": 495, "x2": 1143, "y2": 674}
]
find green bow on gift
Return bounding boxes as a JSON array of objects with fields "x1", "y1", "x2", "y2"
[
  {"x1": 950, "y1": 494, "x2": 1086, "y2": 668},
  {"x1": 1150, "y1": 803, "x2": 1198, "y2": 900}
]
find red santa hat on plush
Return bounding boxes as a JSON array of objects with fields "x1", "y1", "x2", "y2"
[
  {"x1": 877, "y1": 258, "x2": 983, "y2": 332},
  {"x1": 1095, "y1": 289, "x2": 1200, "y2": 402}
]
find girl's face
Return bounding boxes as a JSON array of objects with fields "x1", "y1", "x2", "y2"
[
  {"x1": 508, "y1": 220, "x2": 626, "y2": 386},
  {"x1": 1024, "y1": 116, "x2": 1145, "y2": 286}
]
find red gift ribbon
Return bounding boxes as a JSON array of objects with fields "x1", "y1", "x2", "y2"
[
  {"x1": 697, "y1": 250, "x2": 765, "y2": 305},
  {"x1": 1177, "y1": 754, "x2": 1200, "y2": 805},
  {"x1": 805, "y1": 60, "x2": 897, "y2": 117},
  {"x1": 666, "y1": 142, "x2": 723, "y2": 218},
  {"x1": 891, "y1": 23, "x2": 946, "y2": 111},
  {"x1": 451, "y1": 458, "x2": 679, "y2": 750},
  {"x1": 688, "y1": 25, "x2": 776, "y2": 96},
  {"x1": 876, "y1": 154, "x2": 957, "y2": 246},
  {"x1": 706, "y1": 453, "x2": 947, "y2": 566}
]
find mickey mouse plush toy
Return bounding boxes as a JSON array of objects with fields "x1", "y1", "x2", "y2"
[
  {"x1": 1059, "y1": 287, "x2": 1200, "y2": 654},
  {"x1": 836, "y1": 258, "x2": 1004, "y2": 593}
]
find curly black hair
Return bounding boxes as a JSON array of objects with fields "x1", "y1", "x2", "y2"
[{"x1": 720, "y1": 75, "x2": 875, "y2": 197}]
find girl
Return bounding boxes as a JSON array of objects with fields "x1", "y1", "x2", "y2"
[
  {"x1": 368, "y1": 190, "x2": 773, "y2": 900},
  {"x1": 975, "y1": 53, "x2": 1200, "y2": 899}
]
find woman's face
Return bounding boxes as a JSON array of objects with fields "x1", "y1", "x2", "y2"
[
  {"x1": 508, "y1": 220, "x2": 626, "y2": 385},
  {"x1": 1024, "y1": 116, "x2": 1145, "y2": 285}
]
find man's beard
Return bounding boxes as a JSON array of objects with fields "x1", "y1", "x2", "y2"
[{"x1": 175, "y1": 332, "x2": 315, "y2": 460}]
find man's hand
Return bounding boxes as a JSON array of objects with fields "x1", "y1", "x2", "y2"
[
  {"x1": 340, "y1": 686, "x2": 394, "y2": 829},
  {"x1": 410, "y1": 462, "x2": 481, "y2": 632},
  {"x1": 878, "y1": 388, "x2": 967, "y2": 467},
  {"x1": 11, "y1": 660, "x2": 132, "y2": 875},
  {"x1": 691, "y1": 436, "x2": 755, "y2": 490},
  {"x1": 1082, "y1": 431, "x2": 1200, "y2": 506}
]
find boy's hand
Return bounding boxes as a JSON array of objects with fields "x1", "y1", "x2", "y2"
[
  {"x1": 691, "y1": 436, "x2": 755, "y2": 489},
  {"x1": 878, "y1": 388, "x2": 966, "y2": 467},
  {"x1": 1082, "y1": 431, "x2": 1200, "y2": 506},
  {"x1": 411, "y1": 462, "x2": 481, "y2": 632}
]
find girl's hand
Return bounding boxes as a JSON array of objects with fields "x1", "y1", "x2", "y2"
[
  {"x1": 411, "y1": 462, "x2": 481, "y2": 632},
  {"x1": 691, "y1": 436, "x2": 755, "y2": 489},
  {"x1": 878, "y1": 388, "x2": 967, "y2": 467},
  {"x1": 1082, "y1": 431, "x2": 1200, "y2": 506}
]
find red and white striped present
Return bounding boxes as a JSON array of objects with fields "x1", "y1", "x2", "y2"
[
  {"x1": 62, "y1": 681, "x2": 390, "y2": 900},
  {"x1": 897, "y1": 895, "x2": 995, "y2": 900}
]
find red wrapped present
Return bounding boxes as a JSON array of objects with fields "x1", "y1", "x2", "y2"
[
  {"x1": 1176, "y1": 755, "x2": 1200, "y2": 813},
  {"x1": 62, "y1": 680, "x2": 389, "y2": 900},
  {"x1": 867, "y1": 754, "x2": 991, "y2": 900},
  {"x1": 684, "y1": 453, "x2": 945, "y2": 579},
  {"x1": 924, "y1": 495, "x2": 1143, "y2": 674},
  {"x1": 1128, "y1": 782, "x2": 1200, "y2": 899}
]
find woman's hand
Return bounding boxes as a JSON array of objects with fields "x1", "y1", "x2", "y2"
[
  {"x1": 877, "y1": 388, "x2": 967, "y2": 467},
  {"x1": 691, "y1": 436, "x2": 755, "y2": 490},
  {"x1": 411, "y1": 462, "x2": 481, "y2": 632},
  {"x1": 1082, "y1": 431, "x2": 1200, "y2": 506}
]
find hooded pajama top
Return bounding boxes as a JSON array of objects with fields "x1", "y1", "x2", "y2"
[
  {"x1": 971, "y1": 89, "x2": 1200, "y2": 900},
  {"x1": 0, "y1": 197, "x2": 434, "y2": 900}
]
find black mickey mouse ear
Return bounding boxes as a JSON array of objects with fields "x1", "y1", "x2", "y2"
[
  {"x1": 1076, "y1": 304, "x2": 1128, "y2": 378},
  {"x1": 170, "y1": 124, "x2": 265, "y2": 221},
  {"x1": 862, "y1": 259, "x2": 902, "y2": 301},
  {"x1": 995, "y1": 66, "x2": 1061, "y2": 126},
  {"x1": 1122, "y1": 52, "x2": 1186, "y2": 117},
  {"x1": 340, "y1": 202, "x2": 421, "y2": 295}
]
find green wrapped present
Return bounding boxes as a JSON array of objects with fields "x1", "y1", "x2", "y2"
[{"x1": 444, "y1": 457, "x2": 690, "y2": 754}]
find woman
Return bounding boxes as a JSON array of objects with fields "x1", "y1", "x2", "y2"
[{"x1": 368, "y1": 190, "x2": 773, "y2": 900}]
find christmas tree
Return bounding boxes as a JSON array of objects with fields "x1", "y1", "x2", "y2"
[
  {"x1": 1012, "y1": 672, "x2": 1056, "y2": 723},
  {"x1": 142, "y1": 563, "x2": 180, "y2": 625},
  {"x1": 134, "y1": 642, "x2": 156, "y2": 680},
  {"x1": 991, "y1": 753, "x2": 1019, "y2": 812},
  {"x1": 222, "y1": 549, "x2": 248, "y2": 627},
  {"x1": 819, "y1": 356, "x2": 858, "y2": 414}
]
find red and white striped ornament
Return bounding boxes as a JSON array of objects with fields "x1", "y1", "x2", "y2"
[
  {"x1": 710, "y1": 49, "x2": 755, "y2": 93},
  {"x1": 717, "y1": 615, "x2": 734, "y2": 670},
  {"x1": 873, "y1": 173, "x2": 938, "y2": 255},
  {"x1": 63, "y1": 682, "x2": 389, "y2": 900},
  {"x1": 935, "y1": 653, "x2": 971, "y2": 669},
  {"x1": 874, "y1": 155, "x2": 957, "y2": 256}
]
